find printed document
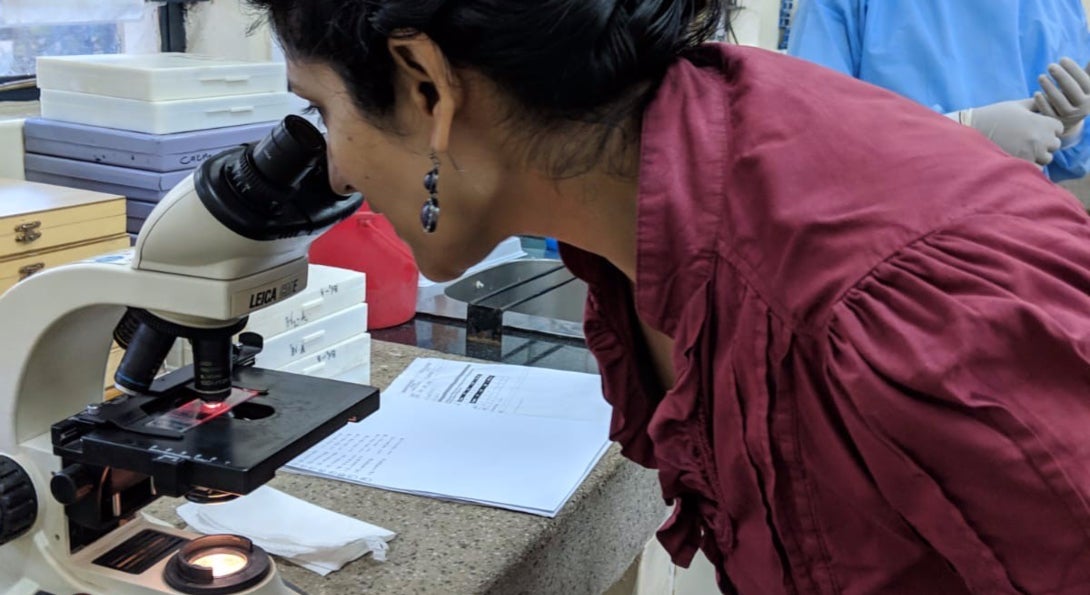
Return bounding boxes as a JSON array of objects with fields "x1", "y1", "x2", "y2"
[{"x1": 287, "y1": 358, "x2": 613, "y2": 517}]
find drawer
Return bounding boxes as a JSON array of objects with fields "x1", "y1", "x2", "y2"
[
  {"x1": 0, "y1": 234, "x2": 131, "y2": 293},
  {"x1": 0, "y1": 178, "x2": 126, "y2": 257},
  {"x1": 280, "y1": 333, "x2": 371, "y2": 379},
  {"x1": 245, "y1": 265, "x2": 366, "y2": 339},
  {"x1": 170, "y1": 302, "x2": 371, "y2": 370}
]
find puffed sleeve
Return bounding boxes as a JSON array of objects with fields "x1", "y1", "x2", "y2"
[{"x1": 824, "y1": 214, "x2": 1090, "y2": 594}]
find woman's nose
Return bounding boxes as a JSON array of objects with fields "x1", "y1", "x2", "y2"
[{"x1": 327, "y1": 159, "x2": 356, "y2": 196}]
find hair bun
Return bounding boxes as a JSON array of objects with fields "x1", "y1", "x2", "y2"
[
  {"x1": 440, "y1": 0, "x2": 723, "y2": 116},
  {"x1": 596, "y1": 0, "x2": 720, "y2": 96},
  {"x1": 250, "y1": 0, "x2": 724, "y2": 172}
]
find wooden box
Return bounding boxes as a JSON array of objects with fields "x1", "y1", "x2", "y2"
[
  {"x1": 105, "y1": 343, "x2": 125, "y2": 391},
  {"x1": 0, "y1": 177, "x2": 128, "y2": 293}
]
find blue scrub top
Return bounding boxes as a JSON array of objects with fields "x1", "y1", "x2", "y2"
[{"x1": 788, "y1": 0, "x2": 1090, "y2": 181}]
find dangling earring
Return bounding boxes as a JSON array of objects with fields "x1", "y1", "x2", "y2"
[{"x1": 420, "y1": 152, "x2": 441, "y2": 233}]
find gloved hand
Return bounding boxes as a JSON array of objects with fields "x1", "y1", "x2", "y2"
[
  {"x1": 1034, "y1": 57, "x2": 1090, "y2": 138},
  {"x1": 955, "y1": 99, "x2": 1063, "y2": 166}
]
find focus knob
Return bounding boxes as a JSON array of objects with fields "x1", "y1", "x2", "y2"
[
  {"x1": 0, "y1": 456, "x2": 37, "y2": 546},
  {"x1": 50, "y1": 464, "x2": 95, "y2": 506}
]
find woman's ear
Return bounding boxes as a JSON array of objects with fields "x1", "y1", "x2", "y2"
[{"x1": 388, "y1": 34, "x2": 462, "y2": 153}]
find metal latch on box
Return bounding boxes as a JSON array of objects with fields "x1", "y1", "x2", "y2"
[
  {"x1": 14, "y1": 221, "x2": 41, "y2": 244},
  {"x1": 19, "y1": 263, "x2": 44, "y2": 280}
]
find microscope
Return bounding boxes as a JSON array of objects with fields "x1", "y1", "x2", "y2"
[{"x1": 0, "y1": 115, "x2": 377, "y2": 594}]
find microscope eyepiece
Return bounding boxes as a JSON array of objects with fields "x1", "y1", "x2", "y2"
[
  {"x1": 250, "y1": 114, "x2": 326, "y2": 189},
  {"x1": 194, "y1": 114, "x2": 363, "y2": 240}
]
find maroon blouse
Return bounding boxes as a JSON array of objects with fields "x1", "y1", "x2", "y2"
[{"x1": 562, "y1": 44, "x2": 1090, "y2": 594}]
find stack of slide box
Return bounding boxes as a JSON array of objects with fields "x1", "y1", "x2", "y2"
[
  {"x1": 23, "y1": 53, "x2": 294, "y2": 243},
  {"x1": 164, "y1": 264, "x2": 373, "y2": 385}
]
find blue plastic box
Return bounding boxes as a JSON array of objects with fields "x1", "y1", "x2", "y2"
[{"x1": 23, "y1": 118, "x2": 275, "y2": 172}]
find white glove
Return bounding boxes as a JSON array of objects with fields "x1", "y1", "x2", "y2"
[
  {"x1": 1034, "y1": 57, "x2": 1090, "y2": 140},
  {"x1": 952, "y1": 99, "x2": 1063, "y2": 166}
]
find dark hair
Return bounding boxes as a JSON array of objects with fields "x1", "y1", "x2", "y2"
[{"x1": 248, "y1": 0, "x2": 724, "y2": 175}]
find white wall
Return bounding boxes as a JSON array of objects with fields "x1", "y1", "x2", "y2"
[
  {"x1": 731, "y1": 0, "x2": 785, "y2": 50},
  {"x1": 121, "y1": 3, "x2": 162, "y2": 54},
  {"x1": 185, "y1": 0, "x2": 272, "y2": 61}
]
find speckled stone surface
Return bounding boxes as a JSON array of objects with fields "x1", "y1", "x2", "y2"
[{"x1": 146, "y1": 340, "x2": 665, "y2": 594}]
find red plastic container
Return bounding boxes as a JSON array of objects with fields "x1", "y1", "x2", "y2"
[{"x1": 309, "y1": 206, "x2": 419, "y2": 329}]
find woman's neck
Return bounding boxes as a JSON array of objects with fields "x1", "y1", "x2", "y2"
[
  {"x1": 497, "y1": 126, "x2": 644, "y2": 282},
  {"x1": 508, "y1": 164, "x2": 640, "y2": 281}
]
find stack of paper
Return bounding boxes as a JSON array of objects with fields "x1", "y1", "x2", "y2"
[{"x1": 286, "y1": 358, "x2": 612, "y2": 517}]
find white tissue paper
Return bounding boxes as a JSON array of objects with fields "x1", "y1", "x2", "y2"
[
  {"x1": 177, "y1": 486, "x2": 396, "y2": 576},
  {"x1": 0, "y1": 0, "x2": 144, "y2": 26}
]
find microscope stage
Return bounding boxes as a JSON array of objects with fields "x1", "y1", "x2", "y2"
[{"x1": 52, "y1": 366, "x2": 379, "y2": 496}]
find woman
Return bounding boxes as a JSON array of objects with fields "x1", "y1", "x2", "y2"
[
  {"x1": 788, "y1": 0, "x2": 1090, "y2": 180},
  {"x1": 248, "y1": 1, "x2": 1090, "y2": 592}
]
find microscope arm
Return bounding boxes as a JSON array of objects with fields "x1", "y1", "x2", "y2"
[
  {"x1": 114, "y1": 115, "x2": 363, "y2": 399},
  {"x1": 0, "y1": 115, "x2": 373, "y2": 593}
]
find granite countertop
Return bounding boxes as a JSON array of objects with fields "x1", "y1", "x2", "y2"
[{"x1": 146, "y1": 340, "x2": 665, "y2": 595}]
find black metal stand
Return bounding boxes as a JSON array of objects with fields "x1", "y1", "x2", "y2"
[{"x1": 156, "y1": 0, "x2": 210, "y2": 53}]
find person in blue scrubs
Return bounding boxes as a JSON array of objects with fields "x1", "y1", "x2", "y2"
[{"x1": 788, "y1": 0, "x2": 1090, "y2": 181}]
